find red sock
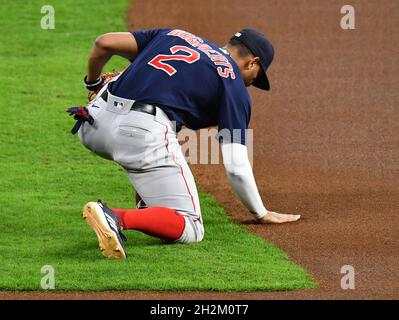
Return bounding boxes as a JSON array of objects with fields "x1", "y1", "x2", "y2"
[
  {"x1": 112, "y1": 209, "x2": 128, "y2": 226},
  {"x1": 112, "y1": 207, "x2": 185, "y2": 241}
]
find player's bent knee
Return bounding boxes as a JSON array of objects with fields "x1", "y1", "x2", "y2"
[{"x1": 176, "y1": 216, "x2": 204, "y2": 244}]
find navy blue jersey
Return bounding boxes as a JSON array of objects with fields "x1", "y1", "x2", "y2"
[{"x1": 108, "y1": 29, "x2": 251, "y2": 145}]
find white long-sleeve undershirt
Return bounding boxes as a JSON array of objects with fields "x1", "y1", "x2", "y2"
[{"x1": 221, "y1": 142, "x2": 268, "y2": 219}]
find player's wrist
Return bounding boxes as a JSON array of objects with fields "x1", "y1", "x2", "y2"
[
  {"x1": 251, "y1": 207, "x2": 268, "y2": 220},
  {"x1": 84, "y1": 75, "x2": 104, "y2": 91}
]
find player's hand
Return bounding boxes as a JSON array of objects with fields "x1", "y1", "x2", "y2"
[{"x1": 256, "y1": 211, "x2": 301, "y2": 224}]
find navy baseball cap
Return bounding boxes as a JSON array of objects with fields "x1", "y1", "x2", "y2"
[{"x1": 230, "y1": 28, "x2": 275, "y2": 91}]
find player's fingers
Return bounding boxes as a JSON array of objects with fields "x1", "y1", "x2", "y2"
[{"x1": 260, "y1": 211, "x2": 301, "y2": 224}]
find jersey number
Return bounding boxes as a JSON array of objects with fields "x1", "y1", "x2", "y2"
[{"x1": 148, "y1": 45, "x2": 200, "y2": 76}]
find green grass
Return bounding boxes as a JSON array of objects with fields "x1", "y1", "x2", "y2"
[{"x1": 0, "y1": 0, "x2": 316, "y2": 291}]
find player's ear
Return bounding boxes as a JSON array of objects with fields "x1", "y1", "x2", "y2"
[
  {"x1": 244, "y1": 56, "x2": 259, "y2": 70},
  {"x1": 250, "y1": 57, "x2": 260, "y2": 70},
  {"x1": 242, "y1": 56, "x2": 252, "y2": 70}
]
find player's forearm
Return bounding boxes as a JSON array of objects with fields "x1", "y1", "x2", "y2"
[
  {"x1": 221, "y1": 143, "x2": 268, "y2": 219},
  {"x1": 226, "y1": 171, "x2": 268, "y2": 219},
  {"x1": 86, "y1": 32, "x2": 140, "y2": 82},
  {"x1": 86, "y1": 41, "x2": 113, "y2": 82}
]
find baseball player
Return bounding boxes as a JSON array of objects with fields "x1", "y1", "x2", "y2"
[{"x1": 67, "y1": 28, "x2": 301, "y2": 259}]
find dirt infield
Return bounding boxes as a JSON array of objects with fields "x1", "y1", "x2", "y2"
[
  {"x1": 126, "y1": 0, "x2": 399, "y2": 299},
  {"x1": 2, "y1": 0, "x2": 397, "y2": 300}
]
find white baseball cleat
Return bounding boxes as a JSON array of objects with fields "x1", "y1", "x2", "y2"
[{"x1": 82, "y1": 200, "x2": 128, "y2": 259}]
